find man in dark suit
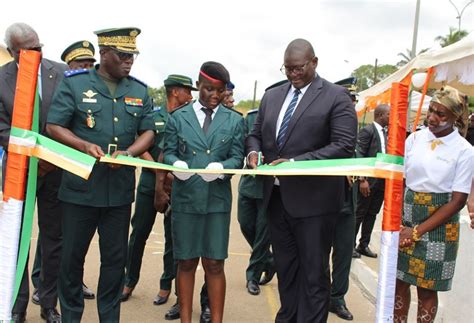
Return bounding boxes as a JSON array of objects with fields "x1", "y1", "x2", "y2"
[
  {"x1": 0, "y1": 22, "x2": 67, "y2": 323},
  {"x1": 353, "y1": 104, "x2": 390, "y2": 259},
  {"x1": 246, "y1": 38, "x2": 357, "y2": 322}
]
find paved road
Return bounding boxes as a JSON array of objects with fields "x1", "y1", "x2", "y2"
[{"x1": 24, "y1": 175, "x2": 375, "y2": 322}]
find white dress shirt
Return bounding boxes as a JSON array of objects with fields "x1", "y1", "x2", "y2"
[
  {"x1": 193, "y1": 100, "x2": 219, "y2": 128},
  {"x1": 405, "y1": 128, "x2": 474, "y2": 194},
  {"x1": 275, "y1": 82, "x2": 311, "y2": 138},
  {"x1": 373, "y1": 121, "x2": 386, "y2": 153}
]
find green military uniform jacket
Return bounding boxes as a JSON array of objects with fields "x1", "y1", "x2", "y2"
[
  {"x1": 163, "y1": 101, "x2": 245, "y2": 214},
  {"x1": 48, "y1": 67, "x2": 154, "y2": 207},
  {"x1": 137, "y1": 105, "x2": 169, "y2": 196},
  {"x1": 238, "y1": 109, "x2": 263, "y2": 199}
]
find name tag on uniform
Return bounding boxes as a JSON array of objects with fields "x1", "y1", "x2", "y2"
[
  {"x1": 155, "y1": 122, "x2": 165, "y2": 126},
  {"x1": 82, "y1": 90, "x2": 98, "y2": 103},
  {"x1": 125, "y1": 97, "x2": 143, "y2": 106},
  {"x1": 82, "y1": 98, "x2": 97, "y2": 103}
]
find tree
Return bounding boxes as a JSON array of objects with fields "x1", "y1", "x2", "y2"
[
  {"x1": 396, "y1": 48, "x2": 429, "y2": 67},
  {"x1": 434, "y1": 27, "x2": 469, "y2": 47},
  {"x1": 351, "y1": 64, "x2": 398, "y2": 91},
  {"x1": 148, "y1": 86, "x2": 166, "y2": 107}
]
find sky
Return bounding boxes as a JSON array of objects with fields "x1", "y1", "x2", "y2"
[{"x1": 1, "y1": 0, "x2": 473, "y2": 103}]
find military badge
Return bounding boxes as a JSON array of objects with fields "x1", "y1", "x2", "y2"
[
  {"x1": 82, "y1": 90, "x2": 98, "y2": 103},
  {"x1": 124, "y1": 97, "x2": 143, "y2": 106},
  {"x1": 86, "y1": 113, "x2": 96, "y2": 128}
]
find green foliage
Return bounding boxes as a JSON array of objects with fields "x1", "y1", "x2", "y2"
[
  {"x1": 148, "y1": 86, "x2": 166, "y2": 107},
  {"x1": 351, "y1": 64, "x2": 398, "y2": 91},
  {"x1": 396, "y1": 48, "x2": 429, "y2": 67},
  {"x1": 434, "y1": 27, "x2": 469, "y2": 47},
  {"x1": 235, "y1": 99, "x2": 261, "y2": 113}
]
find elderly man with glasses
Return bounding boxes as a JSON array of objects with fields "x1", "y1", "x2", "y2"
[
  {"x1": 0, "y1": 22, "x2": 67, "y2": 323},
  {"x1": 46, "y1": 27, "x2": 154, "y2": 322}
]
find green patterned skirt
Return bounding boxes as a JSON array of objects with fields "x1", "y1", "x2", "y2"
[{"x1": 397, "y1": 189, "x2": 460, "y2": 291}]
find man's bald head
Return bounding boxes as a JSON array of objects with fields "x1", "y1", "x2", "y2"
[{"x1": 284, "y1": 38, "x2": 315, "y2": 61}]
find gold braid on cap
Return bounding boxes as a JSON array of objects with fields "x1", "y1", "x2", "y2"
[
  {"x1": 97, "y1": 35, "x2": 137, "y2": 52},
  {"x1": 431, "y1": 85, "x2": 469, "y2": 137},
  {"x1": 64, "y1": 48, "x2": 94, "y2": 64}
]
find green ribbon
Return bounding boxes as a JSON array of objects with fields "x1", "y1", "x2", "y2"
[{"x1": 12, "y1": 92, "x2": 40, "y2": 305}]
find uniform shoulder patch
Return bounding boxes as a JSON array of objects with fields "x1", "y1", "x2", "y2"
[
  {"x1": 64, "y1": 68, "x2": 89, "y2": 78},
  {"x1": 128, "y1": 75, "x2": 148, "y2": 87},
  {"x1": 222, "y1": 105, "x2": 243, "y2": 116},
  {"x1": 247, "y1": 108, "x2": 259, "y2": 114}
]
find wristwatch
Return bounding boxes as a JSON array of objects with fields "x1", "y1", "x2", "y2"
[{"x1": 125, "y1": 150, "x2": 133, "y2": 157}]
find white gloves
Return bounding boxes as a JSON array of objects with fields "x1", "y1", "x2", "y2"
[
  {"x1": 200, "y1": 162, "x2": 224, "y2": 182},
  {"x1": 172, "y1": 160, "x2": 194, "y2": 181}
]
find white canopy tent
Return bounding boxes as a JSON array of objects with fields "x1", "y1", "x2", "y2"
[{"x1": 356, "y1": 33, "x2": 474, "y2": 114}]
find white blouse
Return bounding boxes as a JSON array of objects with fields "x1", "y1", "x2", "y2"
[{"x1": 404, "y1": 128, "x2": 473, "y2": 194}]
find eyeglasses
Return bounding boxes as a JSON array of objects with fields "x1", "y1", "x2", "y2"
[
  {"x1": 108, "y1": 47, "x2": 138, "y2": 61},
  {"x1": 280, "y1": 58, "x2": 313, "y2": 75},
  {"x1": 12, "y1": 45, "x2": 43, "y2": 55}
]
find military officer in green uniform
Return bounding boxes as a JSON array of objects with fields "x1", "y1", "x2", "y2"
[
  {"x1": 237, "y1": 107, "x2": 274, "y2": 296},
  {"x1": 31, "y1": 39, "x2": 97, "y2": 306},
  {"x1": 328, "y1": 78, "x2": 359, "y2": 321},
  {"x1": 61, "y1": 40, "x2": 96, "y2": 70},
  {"x1": 163, "y1": 62, "x2": 244, "y2": 323},
  {"x1": 46, "y1": 27, "x2": 154, "y2": 322},
  {"x1": 121, "y1": 74, "x2": 196, "y2": 305}
]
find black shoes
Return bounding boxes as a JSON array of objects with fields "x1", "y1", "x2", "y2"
[
  {"x1": 356, "y1": 246, "x2": 378, "y2": 258},
  {"x1": 329, "y1": 303, "x2": 354, "y2": 321},
  {"x1": 164, "y1": 301, "x2": 180, "y2": 320},
  {"x1": 352, "y1": 249, "x2": 361, "y2": 258},
  {"x1": 82, "y1": 283, "x2": 95, "y2": 300},
  {"x1": 120, "y1": 286, "x2": 134, "y2": 302},
  {"x1": 200, "y1": 305, "x2": 211, "y2": 323},
  {"x1": 246, "y1": 280, "x2": 260, "y2": 295},
  {"x1": 11, "y1": 312, "x2": 26, "y2": 323},
  {"x1": 153, "y1": 291, "x2": 170, "y2": 305},
  {"x1": 40, "y1": 307, "x2": 62, "y2": 323},
  {"x1": 32, "y1": 288, "x2": 40, "y2": 305},
  {"x1": 259, "y1": 266, "x2": 276, "y2": 285}
]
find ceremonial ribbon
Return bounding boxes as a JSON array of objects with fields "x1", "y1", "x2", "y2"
[{"x1": 9, "y1": 127, "x2": 403, "y2": 180}]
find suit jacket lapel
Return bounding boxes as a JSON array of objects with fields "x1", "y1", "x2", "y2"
[
  {"x1": 90, "y1": 69, "x2": 113, "y2": 99},
  {"x1": 206, "y1": 105, "x2": 227, "y2": 138},
  {"x1": 115, "y1": 77, "x2": 131, "y2": 99},
  {"x1": 269, "y1": 84, "x2": 291, "y2": 150},
  {"x1": 181, "y1": 103, "x2": 207, "y2": 146},
  {"x1": 280, "y1": 76, "x2": 323, "y2": 151}
]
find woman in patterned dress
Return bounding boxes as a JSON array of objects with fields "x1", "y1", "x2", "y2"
[{"x1": 394, "y1": 86, "x2": 473, "y2": 323}]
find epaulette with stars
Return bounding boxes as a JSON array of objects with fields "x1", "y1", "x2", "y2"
[
  {"x1": 64, "y1": 68, "x2": 89, "y2": 78},
  {"x1": 222, "y1": 105, "x2": 243, "y2": 116},
  {"x1": 128, "y1": 75, "x2": 147, "y2": 87}
]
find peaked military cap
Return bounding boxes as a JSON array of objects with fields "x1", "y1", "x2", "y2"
[
  {"x1": 94, "y1": 27, "x2": 141, "y2": 54},
  {"x1": 61, "y1": 40, "x2": 96, "y2": 64},
  {"x1": 164, "y1": 74, "x2": 198, "y2": 91}
]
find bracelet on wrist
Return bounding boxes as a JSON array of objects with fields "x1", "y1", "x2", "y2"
[
  {"x1": 412, "y1": 225, "x2": 421, "y2": 241},
  {"x1": 125, "y1": 150, "x2": 133, "y2": 157}
]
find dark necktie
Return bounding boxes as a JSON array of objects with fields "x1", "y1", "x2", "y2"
[
  {"x1": 202, "y1": 108, "x2": 214, "y2": 134},
  {"x1": 277, "y1": 89, "x2": 301, "y2": 148},
  {"x1": 382, "y1": 127, "x2": 388, "y2": 152}
]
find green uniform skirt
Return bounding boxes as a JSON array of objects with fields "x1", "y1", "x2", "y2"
[
  {"x1": 172, "y1": 212, "x2": 230, "y2": 260},
  {"x1": 397, "y1": 189, "x2": 460, "y2": 291}
]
